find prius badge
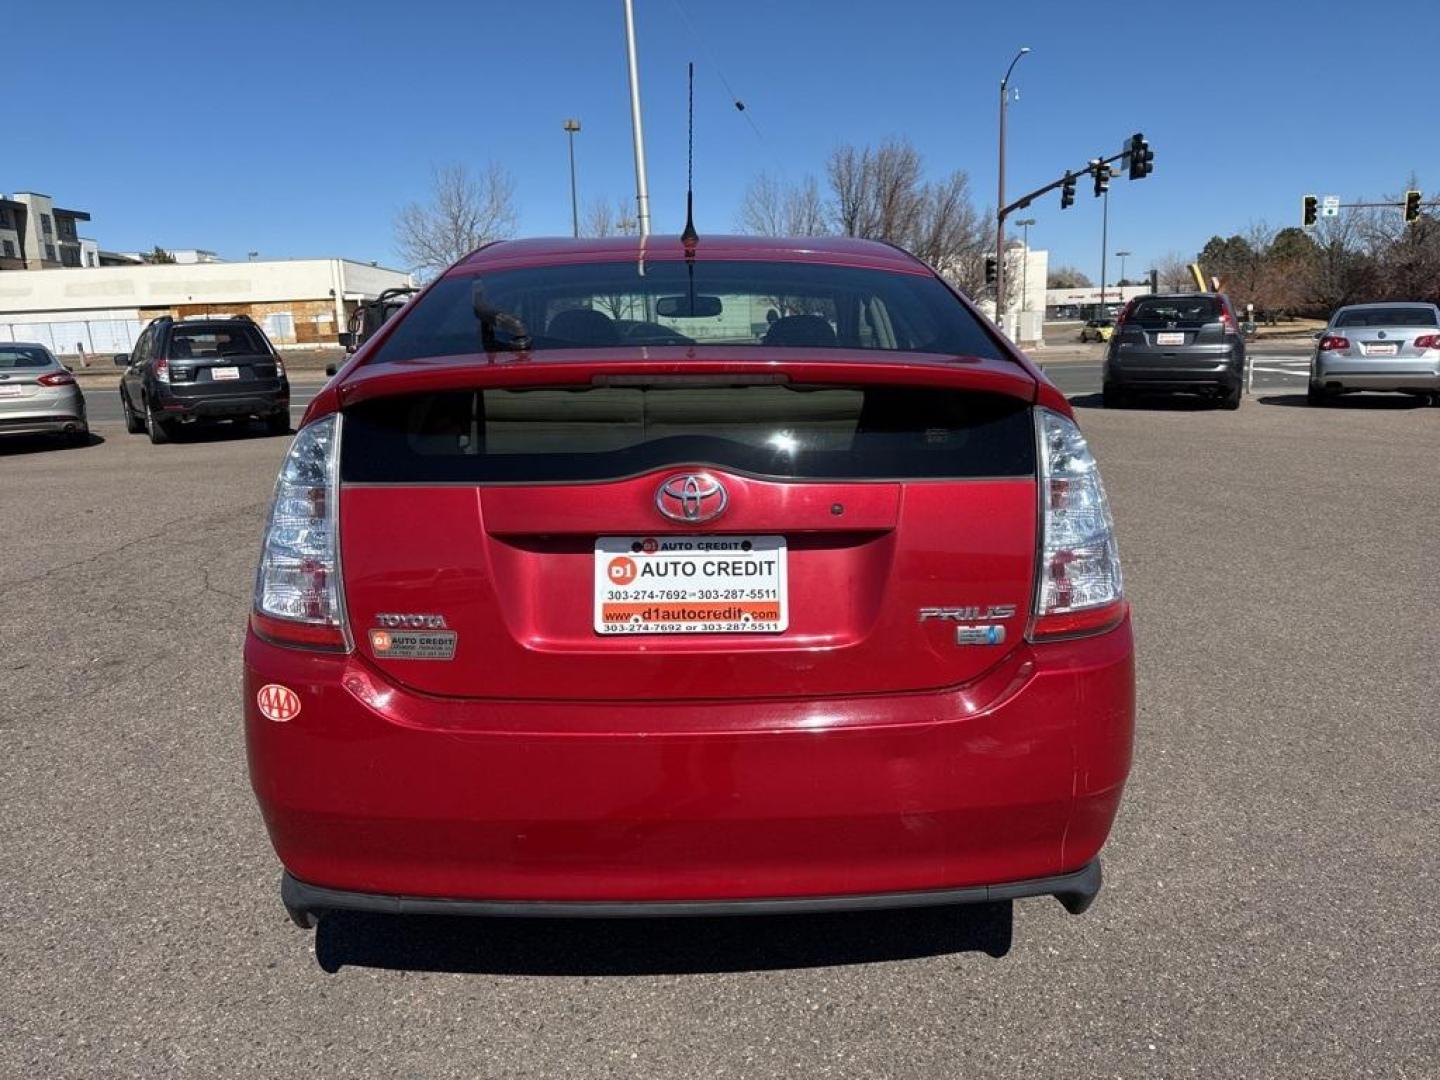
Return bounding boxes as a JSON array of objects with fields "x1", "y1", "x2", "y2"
[{"x1": 918, "y1": 604, "x2": 1016, "y2": 646}]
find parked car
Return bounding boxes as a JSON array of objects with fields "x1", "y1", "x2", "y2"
[
  {"x1": 246, "y1": 235, "x2": 1134, "y2": 930},
  {"x1": 1308, "y1": 302, "x2": 1440, "y2": 406},
  {"x1": 116, "y1": 315, "x2": 290, "y2": 443},
  {"x1": 1079, "y1": 318, "x2": 1113, "y2": 343},
  {"x1": 1102, "y1": 292, "x2": 1245, "y2": 409},
  {"x1": 0, "y1": 342, "x2": 88, "y2": 446}
]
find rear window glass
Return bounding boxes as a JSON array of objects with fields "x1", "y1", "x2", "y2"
[
  {"x1": 0, "y1": 346, "x2": 52, "y2": 368},
  {"x1": 1128, "y1": 297, "x2": 1220, "y2": 324},
  {"x1": 1334, "y1": 307, "x2": 1437, "y2": 328},
  {"x1": 341, "y1": 385, "x2": 1033, "y2": 483},
  {"x1": 369, "y1": 261, "x2": 1005, "y2": 362},
  {"x1": 168, "y1": 325, "x2": 269, "y2": 358}
]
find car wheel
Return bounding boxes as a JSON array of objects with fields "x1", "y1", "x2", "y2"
[
  {"x1": 144, "y1": 398, "x2": 171, "y2": 444},
  {"x1": 122, "y1": 389, "x2": 144, "y2": 433},
  {"x1": 1219, "y1": 385, "x2": 1242, "y2": 411},
  {"x1": 1102, "y1": 383, "x2": 1127, "y2": 409},
  {"x1": 265, "y1": 411, "x2": 291, "y2": 436}
]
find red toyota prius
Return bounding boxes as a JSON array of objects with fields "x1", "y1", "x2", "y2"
[{"x1": 244, "y1": 235, "x2": 1134, "y2": 928}]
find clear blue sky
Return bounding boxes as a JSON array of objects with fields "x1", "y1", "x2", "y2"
[{"x1": 13, "y1": 0, "x2": 1433, "y2": 280}]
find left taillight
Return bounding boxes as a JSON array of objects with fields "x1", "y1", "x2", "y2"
[
  {"x1": 38, "y1": 371, "x2": 76, "y2": 386},
  {"x1": 251, "y1": 414, "x2": 349, "y2": 651},
  {"x1": 1029, "y1": 408, "x2": 1127, "y2": 641}
]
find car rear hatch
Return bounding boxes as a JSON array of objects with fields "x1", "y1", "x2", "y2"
[
  {"x1": 1114, "y1": 295, "x2": 1230, "y2": 359},
  {"x1": 335, "y1": 354, "x2": 1040, "y2": 702},
  {"x1": 166, "y1": 324, "x2": 283, "y2": 395}
]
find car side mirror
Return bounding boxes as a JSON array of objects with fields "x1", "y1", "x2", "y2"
[
  {"x1": 113, "y1": 354, "x2": 130, "y2": 366},
  {"x1": 337, "y1": 332, "x2": 354, "y2": 351},
  {"x1": 325, "y1": 363, "x2": 337, "y2": 377}
]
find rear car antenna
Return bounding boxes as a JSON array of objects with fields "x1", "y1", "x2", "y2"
[{"x1": 681, "y1": 60, "x2": 699, "y2": 251}]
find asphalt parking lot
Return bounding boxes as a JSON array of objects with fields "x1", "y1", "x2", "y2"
[{"x1": 2, "y1": 387, "x2": 1436, "y2": 1078}]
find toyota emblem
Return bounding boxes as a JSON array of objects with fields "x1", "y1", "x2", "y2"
[{"x1": 656, "y1": 473, "x2": 728, "y2": 524}]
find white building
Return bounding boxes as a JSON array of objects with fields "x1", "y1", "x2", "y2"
[{"x1": 0, "y1": 258, "x2": 413, "y2": 355}]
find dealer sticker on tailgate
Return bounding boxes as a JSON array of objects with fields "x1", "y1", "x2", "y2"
[{"x1": 594, "y1": 536, "x2": 788, "y2": 634}]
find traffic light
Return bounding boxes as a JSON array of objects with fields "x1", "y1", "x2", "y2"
[
  {"x1": 1403, "y1": 190, "x2": 1422, "y2": 224},
  {"x1": 1093, "y1": 161, "x2": 1110, "y2": 197},
  {"x1": 1060, "y1": 172, "x2": 1076, "y2": 209},
  {"x1": 984, "y1": 255, "x2": 998, "y2": 286},
  {"x1": 1126, "y1": 133, "x2": 1154, "y2": 180},
  {"x1": 1302, "y1": 195, "x2": 1318, "y2": 228}
]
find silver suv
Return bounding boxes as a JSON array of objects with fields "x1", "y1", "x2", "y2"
[{"x1": 1309, "y1": 303, "x2": 1440, "y2": 405}]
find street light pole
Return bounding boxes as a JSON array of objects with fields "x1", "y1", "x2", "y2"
[
  {"x1": 622, "y1": 0, "x2": 651, "y2": 237},
  {"x1": 1015, "y1": 217, "x2": 1036, "y2": 313},
  {"x1": 1098, "y1": 188, "x2": 1109, "y2": 316},
  {"x1": 995, "y1": 46, "x2": 1030, "y2": 334},
  {"x1": 563, "y1": 118, "x2": 582, "y2": 238},
  {"x1": 1115, "y1": 250, "x2": 1130, "y2": 289}
]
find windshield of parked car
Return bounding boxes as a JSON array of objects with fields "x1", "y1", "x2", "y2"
[
  {"x1": 369, "y1": 260, "x2": 1005, "y2": 362},
  {"x1": 1334, "y1": 307, "x2": 1437, "y2": 328},
  {"x1": 0, "y1": 346, "x2": 53, "y2": 368},
  {"x1": 168, "y1": 325, "x2": 270, "y2": 358}
]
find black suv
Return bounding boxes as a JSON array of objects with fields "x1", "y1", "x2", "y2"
[
  {"x1": 116, "y1": 316, "x2": 290, "y2": 443},
  {"x1": 1102, "y1": 293, "x2": 1246, "y2": 409}
]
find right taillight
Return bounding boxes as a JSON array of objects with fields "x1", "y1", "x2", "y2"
[
  {"x1": 1319, "y1": 335, "x2": 1350, "y2": 352},
  {"x1": 1413, "y1": 334, "x2": 1440, "y2": 350},
  {"x1": 1029, "y1": 408, "x2": 1127, "y2": 641},
  {"x1": 251, "y1": 414, "x2": 349, "y2": 651}
]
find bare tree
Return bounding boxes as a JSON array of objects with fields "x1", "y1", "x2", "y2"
[
  {"x1": 582, "y1": 197, "x2": 639, "y2": 238},
  {"x1": 1155, "y1": 253, "x2": 1193, "y2": 291},
  {"x1": 826, "y1": 139, "x2": 925, "y2": 242},
  {"x1": 737, "y1": 174, "x2": 826, "y2": 237},
  {"x1": 1047, "y1": 266, "x2": 1094, "y2": 289},
  {"x1": 394, "y1": 162, "x2": 517, "y2": 279}
]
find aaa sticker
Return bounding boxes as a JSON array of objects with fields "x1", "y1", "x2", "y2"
[{"x1": 256, "y1": 684, "x2": 302, "y2": 722}]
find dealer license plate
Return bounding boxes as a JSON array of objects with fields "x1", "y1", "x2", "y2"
[
  {"x1": 1156, "y1": 332, "x2": 1185, "y2": 345},
  {"x1": 1362, "y1": 343, "x2": 1398, "y2": 357},
  {"x1": 594, "y1": 535, "x2": 788, "y2": 634},
  {"x1": 211, "y1": 366, "x2": 241, "y2": 380}
]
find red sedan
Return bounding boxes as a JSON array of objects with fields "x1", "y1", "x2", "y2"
[{"x1": 244, "y1": 235, "x2": 1134, "y2": 927}]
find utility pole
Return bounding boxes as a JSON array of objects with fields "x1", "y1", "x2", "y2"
[
  {"x1": 1015, "y1": 217, "x2": 1036, "y2": 313},
  {"x1": 994, "y1": 46, "x2": 1030, "y2": 333},
  {"x1": 1098, "y1": 188, "x2": 1109, "y2": 317},
  {"x1": 622, "y1": 0, "x2": 651, "y2": 237},
  {"x1": 563, "y1": 118, "x2": 582, "y2": 238}
]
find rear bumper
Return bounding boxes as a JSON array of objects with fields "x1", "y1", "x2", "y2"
[
  {"x1": 244, "y1": 617, "x2": 1134, "y2": 908},
  {"x1": 159, "y1": 382, "x2": 289, "y2": 418},
  {"x1": 1106, "y1": 353, "x2": 1241, "y2": 391},
  {"x1": 1313, "y1": 367, "x2": 1440, "y2": 392},
  {"x1": 0, "y1": 414, "x2": 87, "y2": 436},
  {"x1": 281, "y1": 859, "x2": 1104, "y2": 925}
]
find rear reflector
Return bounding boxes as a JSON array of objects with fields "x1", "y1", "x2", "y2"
[
  {"x1": 1029, "y1": 409, "x2": 1125, "y2": 641},
  {"x1": 252, "y1": 415, "x2": 350, "y2": 651}
]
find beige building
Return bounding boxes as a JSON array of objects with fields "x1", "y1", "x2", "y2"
[
  {"x1": 0, "y1": 192, "x2": 93, "y2": 270},
  {"x1": 0, "y1": 258, "x2": 413, "y2": 355}
]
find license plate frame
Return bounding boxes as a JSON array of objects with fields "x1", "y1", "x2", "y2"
[
  {"x1": 211, "y1": 366, "x2": 241, "y2": 381},
  {"x1": 1155, "y1": 331, "x2": 1185, "y2": 346},
  {"x1": 594, "y1": 535, "x2": 788, "y2": 635}
]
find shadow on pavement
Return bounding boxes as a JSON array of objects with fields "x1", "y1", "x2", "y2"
[
  {"x1": 1257, "y1": 393, "x2": 1435, "y2": 410},
  {"x1": 161, "y1": 420, "x2": 291, "y2": 444},
  {"x1": 313, "y1": 901, "x2": 1015, "y2": 975},
  {"x1": 1069, "y1": 392, "x2": 1221, "y2": 412},
  {"x1": 0, "y1": 431, "x2": 106, "y2": 456}
]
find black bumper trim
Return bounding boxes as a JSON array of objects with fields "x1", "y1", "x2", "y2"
[{"x1": 279, "y1": 860, "x2": 1101, "y2": 927}]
